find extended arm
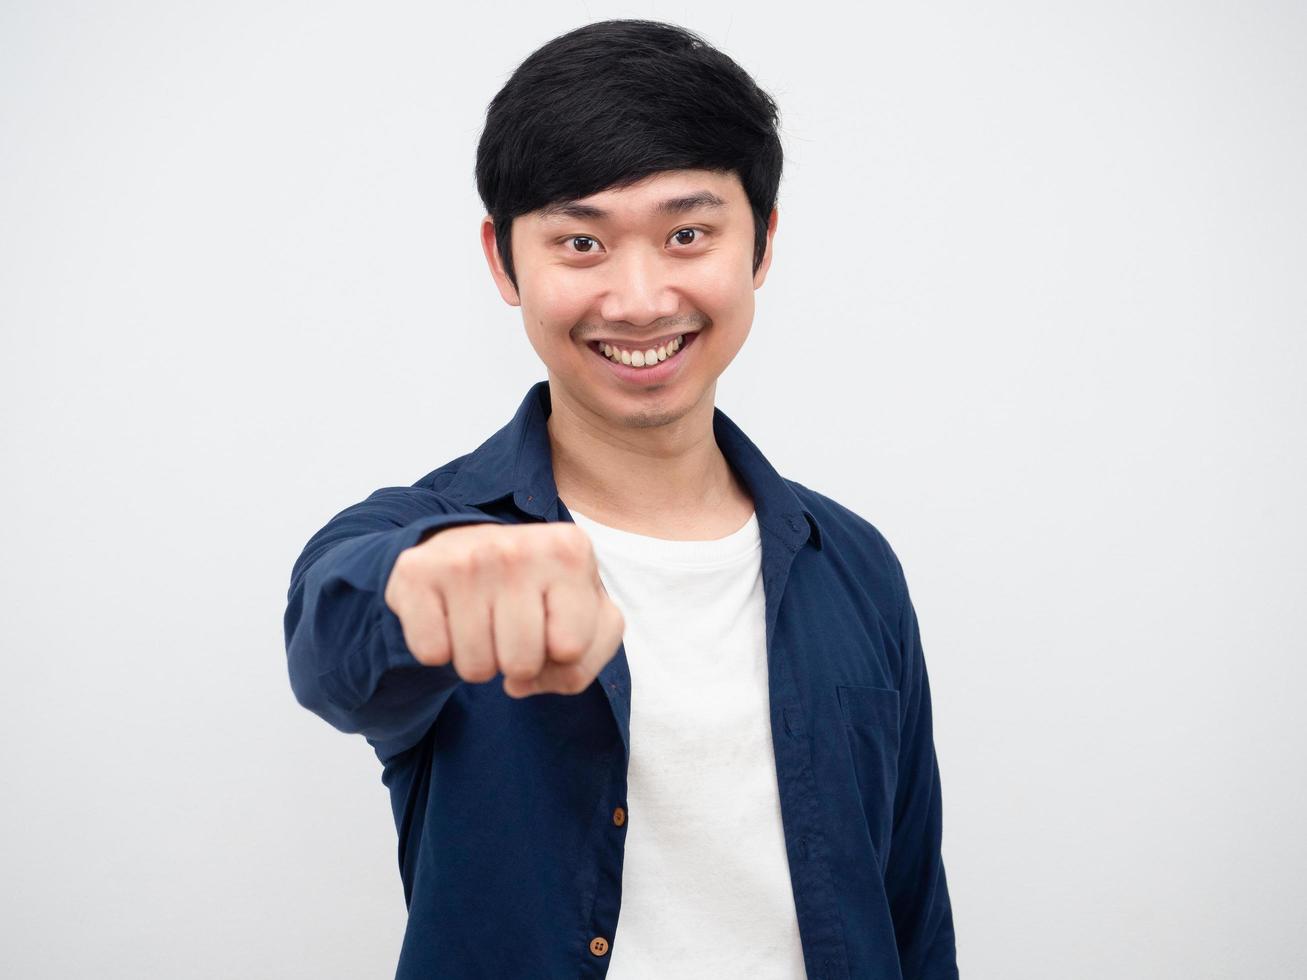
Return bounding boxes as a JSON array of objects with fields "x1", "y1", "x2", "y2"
[{"x1": 283, "y1": 485, "x2": 505, "y2": 759}]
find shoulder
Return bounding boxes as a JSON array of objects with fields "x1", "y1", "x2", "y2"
[
  {"x1": 784, "y1": 478, "x2": 908, "y2": 616},
  {"x1": 412, "y1": 452, "x2": 475, "y2": 496},
  {"x1": 315, "y1": 453, "x2": 477, "y2": 531}
]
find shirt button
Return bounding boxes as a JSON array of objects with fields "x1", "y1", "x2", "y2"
[
  {"x1": 612, "y1": 806, "x2": 626, "y2": 827},
  {"x1": 589, "y1": 936, "x2": 610, "y2": 956}
]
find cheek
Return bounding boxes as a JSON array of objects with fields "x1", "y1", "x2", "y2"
[
  {"x1": 686, "y1": 254, "x2": 754, "y2": 311},
  {"x1": 524, "y1": 274, "x2": 595, "y2": 328}
]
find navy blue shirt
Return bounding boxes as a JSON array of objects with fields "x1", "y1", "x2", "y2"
[{"x1": 284, "y1": 380, "x2": 959, "y2": 979}]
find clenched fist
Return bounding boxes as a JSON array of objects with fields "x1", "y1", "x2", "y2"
[{"x1": 384, "y1": 521, "x2": 625, "y2": 698}]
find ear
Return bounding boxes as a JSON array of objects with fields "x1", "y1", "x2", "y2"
[
  {"x1": 480, "y1": 215, "x2": 521, "y2": 307},
  {"x1": 752, "y1": 206, "x2": 779, "y2": 290}
]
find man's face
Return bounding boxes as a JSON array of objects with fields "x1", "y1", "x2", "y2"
[{"x1": 481, "y1": 168, "x2": 777, "y2": 430}]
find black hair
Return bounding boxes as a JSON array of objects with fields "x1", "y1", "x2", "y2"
[{"x1": 474, "y1": 19, "x2": 784, "y2": 292}]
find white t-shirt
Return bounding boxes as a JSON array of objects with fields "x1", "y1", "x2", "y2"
[{"x1": 565, "y1": 504, "x2": 808, "y2": 979}]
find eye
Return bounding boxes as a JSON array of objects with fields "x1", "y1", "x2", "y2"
[{"x1": 558, "y1": 227, "x2": 708, "y2": 256}]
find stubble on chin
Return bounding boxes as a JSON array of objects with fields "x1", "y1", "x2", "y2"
[{"x1": 617, "y1": 405, "x2": 685, "y2": 429}]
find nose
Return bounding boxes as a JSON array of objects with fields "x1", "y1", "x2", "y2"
[{"x1": 597, "y1": 246, "x2": 680, "y2": 328}]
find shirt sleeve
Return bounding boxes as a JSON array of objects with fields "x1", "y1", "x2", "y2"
[
  {"x1": 282, "y1": 485, "x2": 508, "y2": 760},
  {"x1": 883, "y1": 550, "x2": 960, "y2": 979}
]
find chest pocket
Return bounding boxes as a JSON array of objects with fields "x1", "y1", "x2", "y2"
[{"x1": 837, "y1": 684, "x2": 901, "y2": 868}]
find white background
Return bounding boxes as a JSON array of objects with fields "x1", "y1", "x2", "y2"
[{"x1": 3, "y1": 2, "x2": 1304, "y2": 977}]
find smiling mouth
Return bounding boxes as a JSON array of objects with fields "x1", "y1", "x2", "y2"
[{"x1": 587, "y1": 331, "x2": 698, "y2": 368}]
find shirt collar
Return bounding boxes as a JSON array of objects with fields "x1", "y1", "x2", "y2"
[{"x1": 441, "y1": 380, "x2": 823, "y2": 552}]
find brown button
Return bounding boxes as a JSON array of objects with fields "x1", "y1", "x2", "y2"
[
  {"x1": 612, "y1": 806, "x2": 626, "y2": 827},
  {"x1": 589, "y1": 936, "x2": 609, "y2": 956}
]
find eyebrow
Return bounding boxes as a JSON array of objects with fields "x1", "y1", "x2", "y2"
[{"x1": 536, "y1": 190, "x2": 727, "y2": 223}]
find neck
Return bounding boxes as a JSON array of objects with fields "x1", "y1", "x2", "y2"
[{"x1": 545, "y1": 377, "x2": 750, "y2": 539}]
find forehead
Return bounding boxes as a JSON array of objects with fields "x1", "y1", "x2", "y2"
[{"x1": 530, "y1": 169, "x2": 747, "y2": 226}]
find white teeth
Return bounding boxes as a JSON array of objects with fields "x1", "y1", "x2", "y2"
[{"x1": 598, "y1": 334, "x2": 686, "y2": 368}]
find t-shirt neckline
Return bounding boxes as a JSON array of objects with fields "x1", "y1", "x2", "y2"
[{"x1": 564, "y1": 505, "x2": 761, "y2": 568}]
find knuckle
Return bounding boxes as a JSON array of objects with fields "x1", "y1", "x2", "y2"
[
  {"x1": 386, "y1": 554, "x2": 415, "y2": 603},
  {"x1": 390, "y1": 547, "x2": 413, "y2": 579},
  {"x1": 498, "y1": 652, "x2": 536, "y2": 681},
  {"x1": 549, "y1": 524, "x2": 592, "y2": 568},
  {"x1": 458, "y1": 660, "x2": 498, "y2": 684},
  {"x1": 439, "y1": 549, "x2": 476, "y2": 580},
  {"x1": 503, "y1": 676, "x2": 537, "y2": 699},
  {"x1": 465, "y1": 541, "x2": 502, "y2": 573},
  {"x1": 549, "y1": 633, "x2": 587, "y2": 662},
  {"x1": 408, "y1": 636, "x2": 449, "y2": 666},
  {"x1": 501, "y1": 664, "x2": 532, "y2": 682},
  {"x1": 558, "y1": 664, "x2": 591, "y2": 695},
  {"x1": 493, "y1": 535, "x2": 524, "y2": 567}
]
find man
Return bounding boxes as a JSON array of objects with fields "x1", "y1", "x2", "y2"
[{"x1": 284, "y1": 18, "x2": 958, "y2": 980}]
